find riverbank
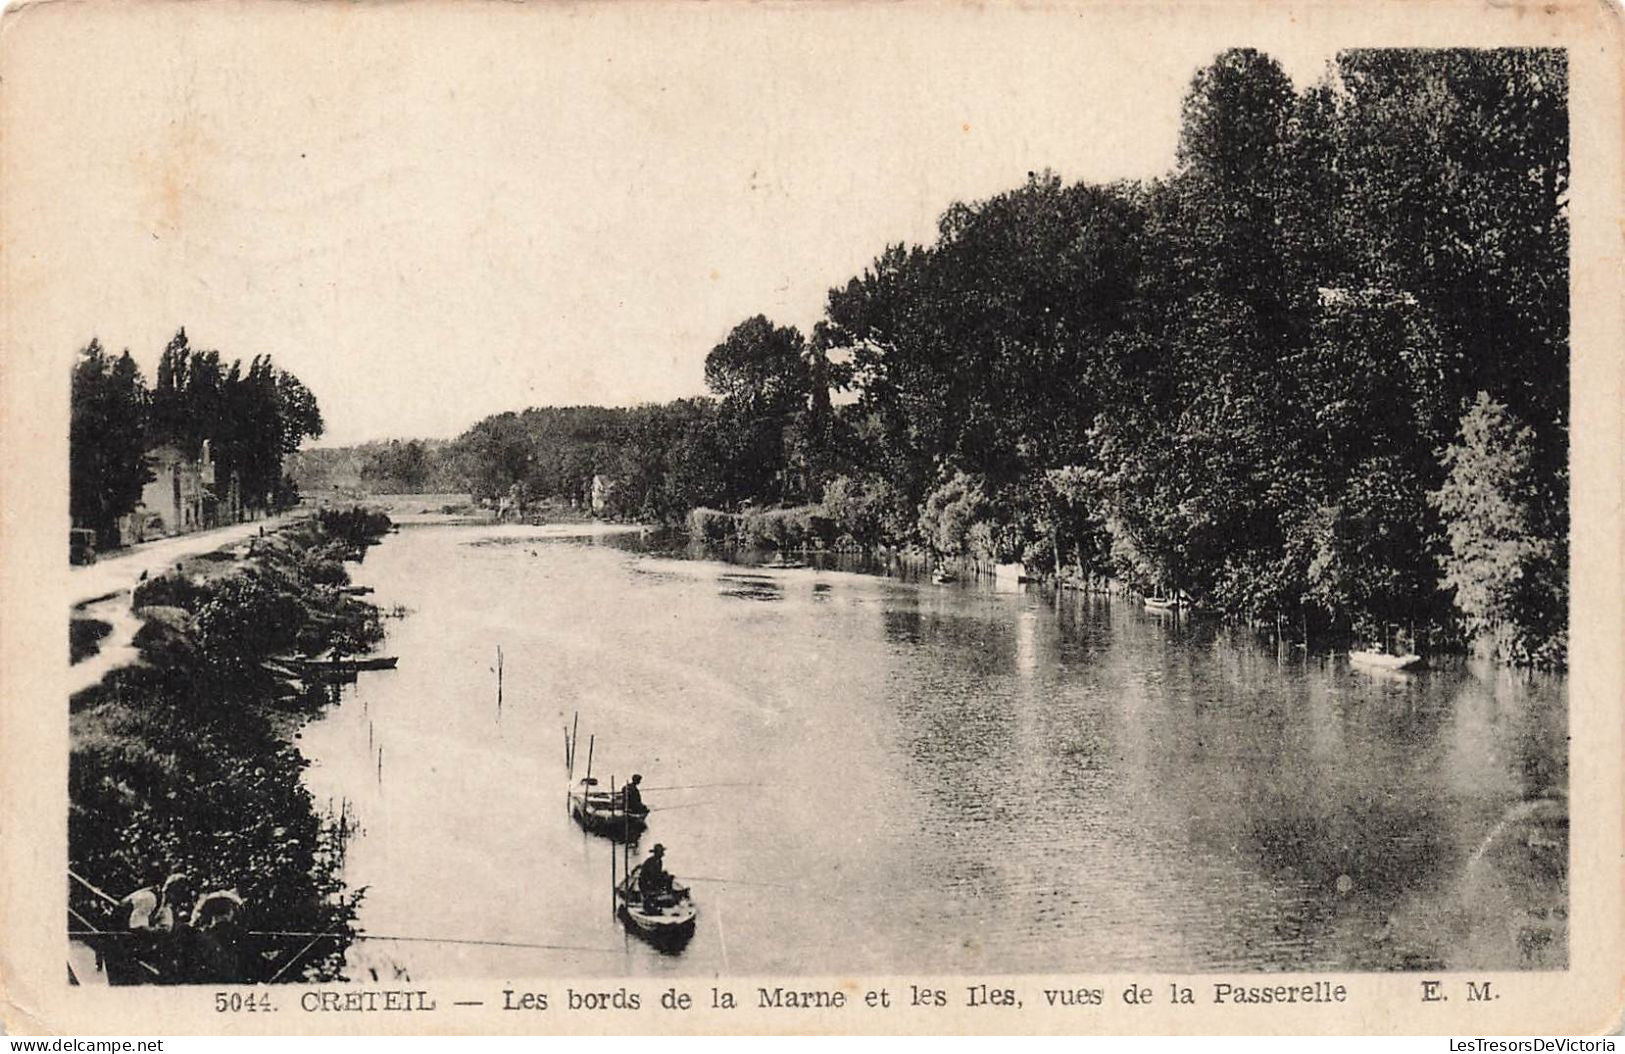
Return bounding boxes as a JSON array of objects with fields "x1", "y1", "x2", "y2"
[
  {"x1": 650, "y1": 515, "x2": 1442, "y2": 658},
  {"x1": 68, "y1": 506, "x2": 393, "y2": 984}
]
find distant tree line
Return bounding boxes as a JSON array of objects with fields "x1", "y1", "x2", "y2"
[
  {"x1": 285, "y1": 438, "x2": 462, "y2": 496},
  {"x1": 294, "y1": 48, "x2": 1568, "y2": 666},
  {"x1": 70, "y1": 329, "x2": 325, "y2": 545}
]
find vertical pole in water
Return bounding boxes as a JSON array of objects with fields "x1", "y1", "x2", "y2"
[
  {"x1": 584, "y1": 735, "x2": 595, "y2": 791},
  {"x1": 497, "y1": 646, "x2": 504, "y2": 712},
  {"x1": 570, "y1": 713, "x2": 579, "y2": 769},
  {"x1": 621, "y1": 781, "x2": 632, "y2": 923},
  {"x1": 377, "y1": 745, "x2": 383, "y2": 785},
  {"x1": 564, "y1": 725, "x2": 574, "y2": 818},
  {"x1": 610, "y1": 776, "x2": 617, "y2": 921}
]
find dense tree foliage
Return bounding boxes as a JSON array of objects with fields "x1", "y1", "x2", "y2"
[
  {"x1": 1431, "y1": 394, "x2": 1568, "y2": 666},
  {"x1": 70, "y1": 340, "x2": 152, "y2": 545},
  {"x1": 291, "y1": 48, "x2": 1566, "y2": 665},
  {"x1": 149, "y1": 330, "x2": 324, "y2": 507},
  {"x1": 70, "y1": 330, "x2": 326, "y2": 543},
  {"x1": 705, "y1": 316, "x2": 815, "y2": 506},
  {"x1": 72, "y1": 514, "x2": 390, "y2": 982}
]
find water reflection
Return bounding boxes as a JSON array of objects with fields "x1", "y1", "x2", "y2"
[
  {"x1": 300, "y1": 526, "x2": 1567, "y2": 978},
  {"x1": 717, "y1": 572, "x2": 784, "y2": 602}
]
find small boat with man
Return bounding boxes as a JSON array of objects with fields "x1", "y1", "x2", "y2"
[
  {"x1": 569, "y1": 774, "x2": 649, "y2": 841},
  {"x1": 617, "y1": 843, "x2": 696, "y2": 949}
]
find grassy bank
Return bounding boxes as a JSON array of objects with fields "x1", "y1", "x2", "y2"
[{"x1": 69, "y1": 507, "x2": 392, "y2": 984}]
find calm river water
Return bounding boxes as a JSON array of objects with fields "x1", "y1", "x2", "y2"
[{"x1": 299, "y1": 523, "x2": 1567, "y2": 980}]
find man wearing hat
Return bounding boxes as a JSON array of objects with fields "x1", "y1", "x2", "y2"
[{"x1": 638, "y1": 843, "x2": 673, "y2": 909}]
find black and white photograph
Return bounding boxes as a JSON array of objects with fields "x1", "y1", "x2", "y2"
[{"x1": 4, "y1": 0, "x2": 1621, "y2": 1037}]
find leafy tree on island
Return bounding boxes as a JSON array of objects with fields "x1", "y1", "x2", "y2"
[
  {"x1": 704, "y1": 315, "x2": 814, "y2": 507},
  {"x1": 1431, "y1": 393, "x2": 1567, "y2": 666}
]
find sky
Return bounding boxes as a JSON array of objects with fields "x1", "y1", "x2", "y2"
[{"x1": 4, "y1": 2, "x2": 1339, "y2": 445}]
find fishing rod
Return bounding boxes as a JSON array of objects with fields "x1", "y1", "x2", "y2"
[
  {"x1": 680, "y1": 876, "x2": 792, "y2": 889},
  {"x1": 638, "y1": 782, "x2": 769, "y2": 792},
  {"x1": 643, "y1": 800, "x2": 714, "y2": 814}
]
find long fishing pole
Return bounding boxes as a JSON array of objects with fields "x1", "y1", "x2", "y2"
[
  {"x1": 638, "y1": 782, "x2": 768, "y2": 792},
  {"x1": 680, "y1": 876, "x2": 792, "y2": 889},
  {"x1": 644, "y1": 800, "x2": 713, "y2": 814}
]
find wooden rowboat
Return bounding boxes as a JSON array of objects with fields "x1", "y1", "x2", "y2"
[
  {"x1": 1143, "y1": 595, "x2": 1179, "y2": 613},
  {"x1": 617, "y1": 869, "x2": 696, "y2": 948},
  {"x1": 569, "y1": 778, "x2": 647, "y2": 841},
  {"x1": 276, "y1": 654, "x2": 399, "y2": 675}
]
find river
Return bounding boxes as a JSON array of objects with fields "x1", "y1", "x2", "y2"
[{"x1": 298, "y1": 522, "x2": 1568, "y2": 981}]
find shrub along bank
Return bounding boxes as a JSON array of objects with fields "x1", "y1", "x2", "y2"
[{"x1": 69, "y1": 507, "x2": 391, "y2": 984}]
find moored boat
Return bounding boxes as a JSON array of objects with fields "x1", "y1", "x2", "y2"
[
  {"x1": 765, "y1": 554, "x2": 807, "y2": 570},
  {"x1": 568, "y1": 778, "x2": 647, "y2": 841},
  {"x1": 1143, "y1": 595, "x2": 1179, "y2": 613},
  {"x1": 1349, "y1": 649, "x2": 1424, "y2": 671},
  {"x1": 931, "y1": 568, "x2": 957, "y2": 584},
  {"x1": 270, "y1": 653, "x2": 399, "y2": 677}
]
